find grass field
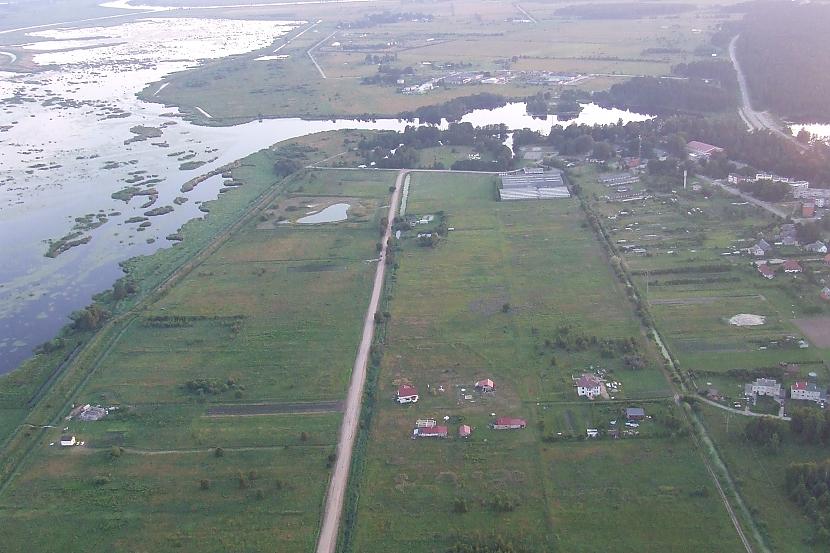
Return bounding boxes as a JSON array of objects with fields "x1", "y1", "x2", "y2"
[
  {"x1": 347, "y1": 171, "x2": 742, "y2": 552},
  {"x1": 0, "y1": 158, "x2": 398, "y2": 551}
]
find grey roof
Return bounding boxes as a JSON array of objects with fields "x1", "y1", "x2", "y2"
[
  {"x1": 625, "y1": 407, "x2": 645, "y2": 417},
  {"x1": 499, "y1": 187, "x2": 570, "y2": 201},
  {"x1": 501, "y1": 170, "x2": 564, "y2": 189}
]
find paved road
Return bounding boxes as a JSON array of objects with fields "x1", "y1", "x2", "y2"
[
  {"x1": 0, "y1": 51, "x2": 18, "y2": 64},
  {"x1": 308, "y1": 30, "x2": 337, "y2": 79},
  {"x1": 315, "y1": 169, "x2": 405, "y2": 553},
  {"x1": 514, "y1": 4, "x2": 537, "y2": 23},
  {"x1": 729, "y1": 35, "x2": 808, "y2": 151}
]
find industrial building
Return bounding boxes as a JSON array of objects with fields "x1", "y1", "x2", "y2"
[{"x1": 498, "y1": 168, "x2": 570, "y2": 201}]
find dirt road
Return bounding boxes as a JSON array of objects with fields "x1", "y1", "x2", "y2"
[{"x1": 315, "y1": 169, "x2": 405, "y2": 553}]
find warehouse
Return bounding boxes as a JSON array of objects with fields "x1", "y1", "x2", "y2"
[{"x1": 498, "y1": 169, "x2": 570, "y2": 201}]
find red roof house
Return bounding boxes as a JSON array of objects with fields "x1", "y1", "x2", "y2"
[
  {"x1": 803, "y1": 202, "x2": 816, "y2": 218},
  {"x1": 824, "y1": 254, "x2": 830, "y2": 266},
  {"x1": 396, "y1": 385, "x2": 419, "y2": 404},
  {"x1": 412, "y1": 425, "x2": 448, "y2": 438},
  {"x1": 783, "y1": 260, "x2": 803, "y2": 273},
  {"x1": 686, "y1": 140, "x2": 724, "y2": 158},
  {"x1": 475, "y1": 378, "x2": 495, "y2": 392},
  {"x1": 758, "y1": 264, "x2": 776, "y2": 279},
  {"x1": 459, "y1": 424, "x2": 472, "y2": 438},
  {"x1": 491, "y1": 417, "x2": 527, "y2": 430}
]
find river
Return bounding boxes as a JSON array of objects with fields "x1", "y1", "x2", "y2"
[{"x1": 0, "y1": 15, "x2": 650, "y2": 374}]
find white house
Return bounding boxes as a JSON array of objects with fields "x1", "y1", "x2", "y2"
[
  {"x1": 576, "y1": 374, "x2": 603, "y2": 399},
  {"x1": 791, "y1": 373, "x2": 827, "y2": 403},
  {"x1": 744, "y1": 378, "x2": 782, "y2": 399},
  {"x1": 395, "y1": 385, "x2": 419, "y2": 404},
  {"x1": 60, "y1": 435, "x2": 76, "y2": 447},
  {"x1": 805, "y1": 241, "x2": 828, "y2": 254}
]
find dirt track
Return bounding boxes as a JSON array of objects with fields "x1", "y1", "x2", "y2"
[
  {"x1": 205, "y1": 401, "x2": 343, "y2": 416},
  {"x1": 315, "y1": 169, "x2": 405, "y2": 553}
]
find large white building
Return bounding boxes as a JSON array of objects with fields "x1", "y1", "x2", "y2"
[
  {"x1": 791, "y1": 373, "x2": 827, "y2": 404},
  {"x1": 744, "y1": 377, "x2": 782, "y2": 399},
  {"x1": 576, "y1": 374, "x2": 602, "y2": 399}
]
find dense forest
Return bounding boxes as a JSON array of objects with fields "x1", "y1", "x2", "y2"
[
  {"x1": 737, "y1": 2, "x2": 830, "y2": 121},
  {"x1": 357, "y1": 122, "x2": 514, "y2": 171},
  {"x1": 594, "y1": 76, "x2": 737, "y2": 115},
  {"x1": 785, "y1": 458, "x2": 830, "y2": 543}
]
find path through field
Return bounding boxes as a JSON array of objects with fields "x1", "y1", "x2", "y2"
[{"x1": 315, "y1": 169, "x2": 405, "y2": 553}]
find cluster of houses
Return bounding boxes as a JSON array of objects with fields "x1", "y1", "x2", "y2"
[
  {"x1": 747, "y1": 233, "x2": 830, "y2": 299},
  {"x1": 67, "y1": 403, "x2": 109, "y2": 421},
  {"x1": 588, "y1": 407, "x2": 647, "y2": 439},
  {"x1": 744, "y1": 374, "x2": 827, "y2": 406},
  {"x1": 756, "y1": 259, "x2": 803, "y2": 279}
]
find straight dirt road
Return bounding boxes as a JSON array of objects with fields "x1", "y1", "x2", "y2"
[{"x1": 315, "y1": 169, "x2": 405, "y2": 553}]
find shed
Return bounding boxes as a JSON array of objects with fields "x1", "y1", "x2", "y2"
[
  {"x1": 491, "y1": 417, "x2": 526, "y2": 430},
  {"x1": 413, "y1": 426, "x2": 448, "y2": 438},
  {"x1": 475, "y1": 378, "x2": 495, "y2": 392},
  {"x1": 60, "y1": 435, "x2": 76, "y2": 447},
  {"x1": 625, "y1": 407, "x2": 646, "y2": 420}
]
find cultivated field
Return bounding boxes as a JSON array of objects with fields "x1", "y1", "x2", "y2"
[{"x1": 346, "y1": 171, "x2": 742, "y2": 552}]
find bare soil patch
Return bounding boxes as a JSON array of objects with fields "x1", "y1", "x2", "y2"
[{"x1": 793, "y1": 317, "x2": 830, "y2": 347}]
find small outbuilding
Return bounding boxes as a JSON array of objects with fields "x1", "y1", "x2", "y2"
[
  {"x1": 413, "y1": 426, "x2": 448, "y2": 438},
  {"x1": 475, "y1": 379, "x2": 495, "y2": 392},
  {"x1": 459, "y1": 424, "x2": 472, "y2": 438},
  {"x1": 60, "y1": 435, "x2": 76, "y2": 447},
  {"x1": 491, "y1": 417, "x2": 526, "y2": 430},
  {"x1": 396, "y1": 385, "x2": 419, "y2": 404},
  {"x1": 625, "y1": 407, "x2": 646, "y2": 420}
]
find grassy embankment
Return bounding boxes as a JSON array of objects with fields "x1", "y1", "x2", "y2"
[
  {"x1": 0, "y1": 133, "x2": 399, "y2": 552},
  {"x1": 344, "y1": 172, "x2": 744, "y2": 552}
]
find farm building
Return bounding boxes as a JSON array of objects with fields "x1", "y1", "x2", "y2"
[
  {"x1": 625, "y1": 407, "x2": 646, "y2": 420},
  {"x1": 686, "y1": 140, "x2": 723, "y2": 159},
  {"x1": 396, "y1": 385, "x2": 419, "y2": 404},
  {"x1": 491, "y1": 417, "x2": 527, "y2": 430},
  {"x1": 60, "y1": 435, "x2": 76, "y2": 447},
  {"x1": 783, "y1": 260, "x2": 803, "y2": 273},
  {"x1": 758, "y1": 264, "x2": 775, "y2": 279},
  {"x1": 459, "y1": 425, "x2": 472, "y2": 438},
  {"x1": 576, "y1": 374, "x2": 603, "y2": 399},
  {"x1": 412, "y1": 426, "x2": 448, "y2": 438},
  {"x1": 499, "y1": 169, "x2": 570, "y2": 201},
  {"x1": 475, "y1": 378, "x2": 495, "y2": 392},
  {"x1": 744, "y1": 378, "x2": 782, "y2": 399}
]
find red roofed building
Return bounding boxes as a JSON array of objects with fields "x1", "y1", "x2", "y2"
[
  {"x1": 803, "y1": 202, "x2": 816, "y2": 218},
  {"x1": 475, "y1": 378, "x2": 495, "y2": 392},
  {"x1": 412, "y1": 425, "x2": 448, "y2": 438},
  {"x1": 491, "y1": 417, "x2": 527, "y2": 430},
  {"x1": 576, "y1": 374, "x2": 603, "y2": 399},
  {"x1": 686, "y1": 140, "x2": 724, "y2": 159},
  {"x1": 396, "y1": 385, "x2": 419, "y2": 404},
  {"x1": 821, "y1": 287, "x2": 830, "y2": 301},
  {"x1": 459, "y1": 424, "x2": 472, "y2": 438},
  {"x1": 758, "y1": 264, "x2": 776, "y2": 279},
  {"x1": 783, "y1": 260, "x2": 803, "y2": 273},
  {"x1": 824, "y1": 254, "x2": 830, "y2": 266}
]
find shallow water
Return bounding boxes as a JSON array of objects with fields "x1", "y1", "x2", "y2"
[{"x1": 297, "y1": 203, "x2": 350, "y2": 224}]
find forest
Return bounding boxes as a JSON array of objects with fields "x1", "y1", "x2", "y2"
[
  {"x1": 736, "y1": 2, "x2": 830, "y2": 121},
  {"x1": 593, "y1": 76, "x2": 737, "y2": 115}
]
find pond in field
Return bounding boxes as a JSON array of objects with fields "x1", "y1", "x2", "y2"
[
  {"x1": 297, "y1": 203, "x2": 350, "y2": 224},
  {"x1": 0, "y1": 13, "x2": 651, "y2": 374}
]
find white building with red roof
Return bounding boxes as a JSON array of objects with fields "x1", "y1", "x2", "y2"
[
  {"x1": 758, "y1": 264, "x2": 775, "y2": 279},
  {"x1": 686, "y1": 140, "x2": 724, "y2": 159},
  {"x1": 475, "y1": 378, "x2": 495, "y2": 392},
  {"x1": 791, "y1": 377, "x2": 827, "y2": 403},
  {"x1": 412, "y1": 425, "x2": 448, "y2": 438},
  {"x1": 783, "y1": 260, "x2": 803, "y2": 273},
  {"x1": 395, "y1": 384, "x2": 419, "y2": 404},
  {"x1": 491, "y1": 417, "x2": 527, "y2": 430},
  {"x1": 576, "y1": 374, "x2": 603, "y2": 399},
  {"x1": 459, "y1": 424, "x2": 472, "y2": 438}
]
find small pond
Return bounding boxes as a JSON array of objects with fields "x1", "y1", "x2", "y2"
[{"x1": 297, "y1": 203, "x2": 350, "y2": 224}]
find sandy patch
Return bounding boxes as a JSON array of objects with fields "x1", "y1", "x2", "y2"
[{"x1": 728, "y1": 314, "x2": 766, "y2": 326}]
